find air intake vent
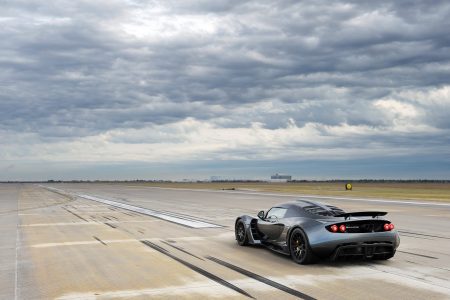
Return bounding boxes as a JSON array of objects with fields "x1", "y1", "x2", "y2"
[
  {"x1": 326, "y1": 205, "x2": 346, "y2": 216},
  {"x1": 303, "y1": 205, "x2": 333, "y2": 216},
  {"x1": 303, "y1": 204, "x2": 345, "y2": 217}
]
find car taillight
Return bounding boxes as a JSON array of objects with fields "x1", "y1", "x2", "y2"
[
  {"x1": 384, "y1": 223, "x2": 395, "y2": 231},
  {"x1": 328, "y1": 224, "x2": 348, "y2": 233},
  {"x1": 330, "y1": 224, "x2": 338, "y2": 232}
]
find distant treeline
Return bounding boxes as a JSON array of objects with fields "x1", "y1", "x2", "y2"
[{"x1": 1, "y1": 179, "x2": 449, "y2": 183}]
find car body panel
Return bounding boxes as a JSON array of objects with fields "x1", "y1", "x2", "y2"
[{"x1": 257, "y1": 219, "x2": 285, "y2": 240}]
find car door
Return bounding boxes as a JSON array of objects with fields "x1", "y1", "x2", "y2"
[{"x1": 257, "y1": 207, "x2": 287, "y2": 241}]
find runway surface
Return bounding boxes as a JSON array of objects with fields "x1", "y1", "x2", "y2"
[{"x1": 1, "y1": 183, "x2": 449, "y2": 299}]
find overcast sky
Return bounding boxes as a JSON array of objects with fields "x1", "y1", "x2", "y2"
[{"x1": 1, "y1": 0, "x2": 449, "y2": 180}]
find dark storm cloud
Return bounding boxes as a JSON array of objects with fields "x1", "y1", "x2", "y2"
[{"x1": 0, "y1": 0, "x2": 449, "y2": 178}]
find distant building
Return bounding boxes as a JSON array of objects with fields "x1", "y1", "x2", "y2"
[
  {"x1": 210, "y1": 176, "x2": 222, "y2": 182},
  {"x1": 270, "y1": 173, "x2": 292, "y2": 182}
]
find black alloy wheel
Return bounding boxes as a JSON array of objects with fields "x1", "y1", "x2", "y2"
[
  {"x1": 289, "y1": 228, "x2": 315, "y2": 264},
  {"x1": 235, "y1": 220, "x2": 248, "y2": 246}
]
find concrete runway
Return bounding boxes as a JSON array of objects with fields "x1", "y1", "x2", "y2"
[{"x1": 1, "y1": 183, "x2": 450, "y2": 299}]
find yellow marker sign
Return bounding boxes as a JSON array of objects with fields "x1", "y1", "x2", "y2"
[{"x1": 345, "y1": 183, "x2": 352, "y2": 190}]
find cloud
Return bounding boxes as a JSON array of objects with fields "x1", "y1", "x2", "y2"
[{"x1": 0, "y1": 0, "x2": 449, "y2": 179}]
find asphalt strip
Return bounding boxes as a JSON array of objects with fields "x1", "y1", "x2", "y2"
[
  {"x1": 140, "y1": 240, "x2": 255, "y2": 299},
  {"x1": 206, "y1": 256, "x2": 316, "y2": 300}
]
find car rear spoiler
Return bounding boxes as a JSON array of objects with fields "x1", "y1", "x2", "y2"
[{"x1": 335, "y1": 211, "x2": 387, "y2": 220}]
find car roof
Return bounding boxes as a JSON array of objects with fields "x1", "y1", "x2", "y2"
[
  {"x1": 274, "y1": 200, "x2": 345, "y2": 216},
  {"x1": 275, "y1": 200, "x2": 326, "y2": 208}
]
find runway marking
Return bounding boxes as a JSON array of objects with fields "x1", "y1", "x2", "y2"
[
  {"x1": 405, "y1": 260, "x2": 450, "y2": 272},
  {"x1": 19, "y1": 220, "x2": 161, "y2": 227},
  {"x1": 138, "y1": 186, "x2": 450, "y2": 207},
  {"x1": 20, "y1": 222, "x2": 100, "y2": 227},
  {"x1": 160, "y1": 240, "x2": 204, "y2": 261},
  {"x1": 77, "y1": 194, "x2": 223, "y2": 229},
  {"x1": 104, "y1": 222, "x2": 117, "y2": 229},
  {"x1": 62, "y1": 207, "x2": 88, "y2": 222},
  {"x1": 14, "y1": 220, "x2": 19, "y2": 300},
  {"x1": 425, "y1": 214, "x2": 450, "y2": 218},
  {"x1": 39, "y1": 184, "x2": 221, "y2": 228},
  {"x1": 141, "y1": 240, "x2": 255, "y2": 299},
  {"x1": 93, "y1": 236, "x2": 107, "y2": 246},
  {"x1": 18, "y1": 213, "x2": 42, "y2": 216},
  {"x1": 398, "y1": 250, "x2": 437, "y2": 259},
  {"x1": 156, "y1": 209, "x2": 222, "y2": 224},
  {"x1": 398, "y1": 230, "x2": 450, "y2": 240},
  {"x1": 206, "y1": 256, "x2": 316, "y2": 300},
  {"x1": 30, "y1": 236, "x2": 208, "y2": 248},
  {"x1": 399, "y1": 233, "x2": 434, "y2": 240},
  {"x1": 32, "y1": 239, "x2": 137, "y2": 248}
]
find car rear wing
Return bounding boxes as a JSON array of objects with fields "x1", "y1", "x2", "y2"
[{"x1": 335, "y1": 211, "x2": 387, "y2": 220}]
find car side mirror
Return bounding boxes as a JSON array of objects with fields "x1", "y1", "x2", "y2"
[
  {"x1": 257, "y1": 210, "x2": 265, "y2": 219},
  {"x1": 268, "y1": 215, "x2": 278, "y2": 223}
]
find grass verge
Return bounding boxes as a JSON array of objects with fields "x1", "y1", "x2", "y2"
[{"x1": 125, "y1": 182, "x2": 450, "y2": 202}]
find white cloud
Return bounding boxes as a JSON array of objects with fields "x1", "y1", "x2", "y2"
[{"x1": 1, "y1": 0, "x2": 450, "y2": 179}]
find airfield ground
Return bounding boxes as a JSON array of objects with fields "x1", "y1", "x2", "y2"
[
  {"x1": 127, "y1": 181, "x2": 450, "y2": 202},
  {"x1": 1, "y1": 183, "x2": 449, "y2": 299}
]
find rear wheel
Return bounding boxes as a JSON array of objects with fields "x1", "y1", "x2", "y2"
[
  {"x1": 289, "y1": 228, "x2": 316, "y2": 264},
  {"x1": 235, "y1": 219, "x2": 248, "y2": 246}
]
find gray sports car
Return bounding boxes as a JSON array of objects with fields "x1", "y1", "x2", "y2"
[{"x1": 235, "y1": 200, "x2": 400, "y2": 264}]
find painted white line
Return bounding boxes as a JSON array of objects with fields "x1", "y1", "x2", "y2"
[
  {"x1": 32, "y1": 239, "x2": 135, "y2": 248},
  {"x1": 137, "y1": 186, "x2": 450, "y2": 207},
  {"x1": 14, "y1": 221, "x2": 19, "y2": 300},
  {"x1": 40, "y1": 185, "x2": 222, "y2": 228},
  {"x1": 39, "y1": 185, "x2": 68, "y2": 195},
  {"x1": 77, "y1": 194, "x2": 222, "y2": 228},
  {"x1": 18, "y1": 213, "x2": 44, "y2": 216},
  {"x1": 19, "y1": 220, "x2": 161, "y2": 227},
  {"x1": 20, "y1": 222, "x2": 101, "y2": 227},
  {"x1": 31, "y1": 236, "x2": 207, "y2": 248}
]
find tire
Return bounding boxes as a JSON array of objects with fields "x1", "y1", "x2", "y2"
[
  {"x1": 235, "y1": 219, "x2": 248, "y2": 246},
  {"x1": 289, "y1": 228, "x2": 316, "y2": 264}
]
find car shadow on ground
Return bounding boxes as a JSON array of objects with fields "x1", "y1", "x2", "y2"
[{"x1": 254, "y1": 244, "x2": 391, "y2": 268}]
